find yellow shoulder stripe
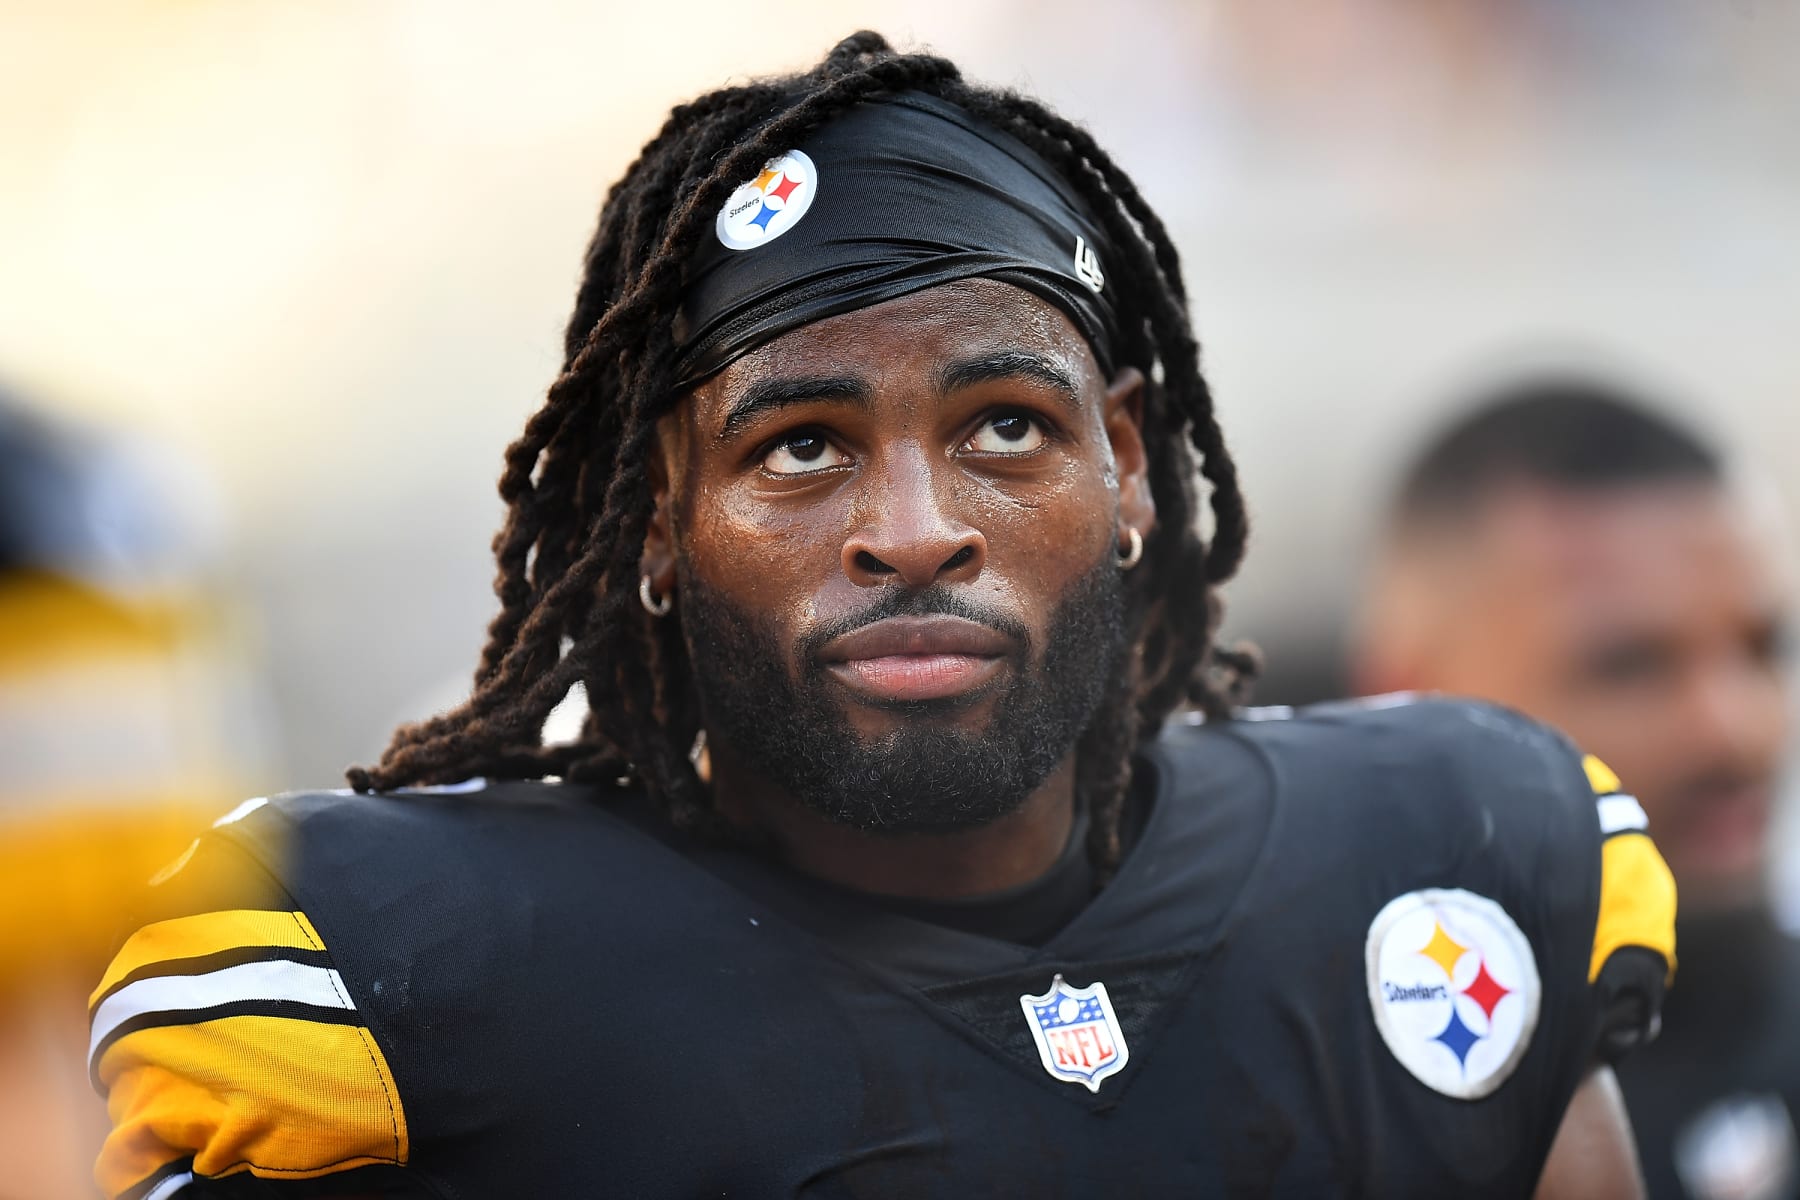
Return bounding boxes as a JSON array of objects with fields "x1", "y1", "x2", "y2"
[
  {"x1": 1590, "y1": 831, "x2": 1677, "y2": 983},
  {"x1": 95, "y1": 1015, "x2": 408, "y2": 1198},
  {"x1": 91, "y1": 910, "x2": 325, "y2": 1009},
  {"x1": 1583, "y1": 754, "x2": 1623, "y2": 797}
]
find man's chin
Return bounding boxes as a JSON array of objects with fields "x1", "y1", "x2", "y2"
[
  {"x1": 819, "y1": 796, "x2": 1034, "y2": 838},
  {"x1": 829, "y1": 686, "x2": 1009, "y2": 739},
  {"x1": 682, "y1": 553, "x2": 1126, "y2": 838},
  {"x1": 787, "y1": 770, "x2": 1037, "y2": 836},
  {"x1": 777, "y1": 722, "x2": 1056, "y2": 835}
]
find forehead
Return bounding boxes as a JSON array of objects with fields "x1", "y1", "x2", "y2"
[
  {"x1": 690, "y1": 278, "x2": 1105, "y2": 402},
  {"x1": 1476, "y1": 482, "x2": 1789, "y2": 628}
]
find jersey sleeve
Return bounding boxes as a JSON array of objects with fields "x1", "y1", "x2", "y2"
[
  {"x1": 1578, "y1": 754, "x2": 1677, "y2": 1064},
  {"x1": 88, "y1": 812, "x2": 412, "y2": 1200}
]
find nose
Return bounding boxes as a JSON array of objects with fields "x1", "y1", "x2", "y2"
[
  {"x1": 843, "y1": 447, "x2": 986, "y2": 589},
  {"x1": 1683, "y1": 658, "x2": 1789, "y2": 778}
]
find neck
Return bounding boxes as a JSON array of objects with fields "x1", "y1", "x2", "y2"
[{"x1": 708, "y1": 750, "x2": 1078, "y2": 902}]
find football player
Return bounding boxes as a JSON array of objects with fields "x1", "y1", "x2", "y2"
[
  {"x1": 92, "y1": 34, "x2": 1673, "y2": 1198},
  {"x1": 1353, "y1": 376, "x2": 1798, "y2": 1200}
]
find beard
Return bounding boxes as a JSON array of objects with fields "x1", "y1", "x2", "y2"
[{"x1": 678, "y1": 554, "x2": 1126, "y2": 835}]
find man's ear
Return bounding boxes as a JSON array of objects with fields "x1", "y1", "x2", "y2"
[
  {"x1": 640, "y1": 420, "x2": 677, "y2": 599},
  {"x1": 1103, "y1": 366, "x2": 1155, "y2": 540}
]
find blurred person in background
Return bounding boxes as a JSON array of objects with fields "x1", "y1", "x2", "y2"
[
  {"x1": 0, "y1": 391, "x2": 265, "y2": 1199},
  {"x1": 1353, "y1": 374, "x2": 1800, "y2": 1200}
]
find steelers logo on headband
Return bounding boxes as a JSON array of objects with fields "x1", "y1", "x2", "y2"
[{"x1": 716, "y1": 151, "x2": 818, "y2": 251}]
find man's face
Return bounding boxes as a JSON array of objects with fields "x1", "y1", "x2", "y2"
[
  {"x1": 1405, "y1": 483, "x2": 1792, "y2": 909},
  {"x1": 647, "y1": 279, "x2": 1152, "y2": 832}
]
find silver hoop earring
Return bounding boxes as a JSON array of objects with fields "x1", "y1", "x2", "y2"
[
  {"x1": 639, "y1": 575, "x2": 672, "y2": 618},
  {"x1": 1117, "y1": 527, "x2": 1144, "y2": 570}
]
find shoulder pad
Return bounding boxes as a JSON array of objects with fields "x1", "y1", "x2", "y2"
[
  {"x1": 89, "y1": 808, "x2": 411, "y2": 1200},
  {"x1": 1582, "y1": 754, "x2": 1677, "y2": 1061}
]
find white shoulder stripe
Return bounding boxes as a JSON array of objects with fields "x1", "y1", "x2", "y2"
[
  {"x1": 144, "y1": 1171, "x2": 194, "y2": 1200},
  {"x1": 89, "y1": 959, "x2": 354, "y2": 1066},
  {"x1": 212, "y1": 796, "x2": 268, "y2": 828},
  {"x1": 394, "y1": 776, "x2": 488, "y2": 795},
  {"x1": 1598, "y1": 793, "x2": 1650, "y2": 835}
]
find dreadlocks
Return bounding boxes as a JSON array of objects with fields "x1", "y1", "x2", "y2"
[{"x1": 347, "y1": 31, "x2": 1256, "y2": 881}]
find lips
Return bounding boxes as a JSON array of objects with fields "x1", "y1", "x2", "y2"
[
  {"x1": 817, "y1": 615, "x2": 1014, "y2": 702},
  {"x1": 1668, "y1": 780, "x2": 1773, "y2": 873}
]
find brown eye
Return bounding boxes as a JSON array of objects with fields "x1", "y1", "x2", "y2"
[
  {"x1": 966, "y1": 413, "x2": 1046, "y2": 454},
  {"x1": 763, "y1": 431, "x2": 848, "y2": 475}
]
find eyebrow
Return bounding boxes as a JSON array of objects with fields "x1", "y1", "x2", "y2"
[
  {"x1": 714, "y1": 350, "x2": 1082, "y2": 442},
  {"x1": 717, "y1": 376, "x2": 870, "y2": 441},
  {"x1": 936, "y1": 351, "x2": 1080, "y2": 410}
]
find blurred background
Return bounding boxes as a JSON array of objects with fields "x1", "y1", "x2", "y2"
[{"x1": 2, "y1": 0, "x2": 1799, "y2": 1192}]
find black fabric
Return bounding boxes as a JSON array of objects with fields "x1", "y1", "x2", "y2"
[
  {"x1": 120, "y1": 1158, "x2": 196, "y2": 1200},
  {"x1": 675, "y1": 91, "x2": 1122, "y2": 388},
  {"x1": 840, "y1": 799, "x2": 1097, "y2": 947},
  {"x1": 193, "y1": 1164, "x2": 433, "y2": 1199},
  {"x1": 1614, "y1": 907, "x2": 1800, "y2": 1200},
  {"x1": 108, "y1": 697, "x2": 1634, "y2": 1197},
  {"x1": 1593, "y1": 946, "x2": 1670, "y2": 1065},
  {"x1": 921, "y1": 950, "x2": 1202, "y2": 1080}
]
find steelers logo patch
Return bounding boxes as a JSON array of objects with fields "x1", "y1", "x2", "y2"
[
  {"x1": 1365, "y1": 888, "x2": 1541, "y2": 1100},
  {"x1": 715, "y1": 149, "x2": 818, "y2": 251}
]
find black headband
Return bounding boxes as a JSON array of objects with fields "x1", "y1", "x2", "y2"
[{"x1": 673, "y1": 91, "x2": 1122, "y2": 389}]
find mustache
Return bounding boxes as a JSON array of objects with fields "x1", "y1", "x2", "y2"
[{"x1": 797, "y1": 587, "x2": 1032, "y2": 663}]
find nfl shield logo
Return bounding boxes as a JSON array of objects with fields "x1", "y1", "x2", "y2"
[{"x1": 1019, "y1": 974, "x2": 1130, "y2": 1092}]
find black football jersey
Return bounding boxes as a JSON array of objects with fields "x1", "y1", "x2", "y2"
[
  {"x1": 1613, "y1": 906, "x2": 1800, "y2": 1200},
  {"x1": 90, "y1": 697, "x2": 1674, "y2": 1198}
]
